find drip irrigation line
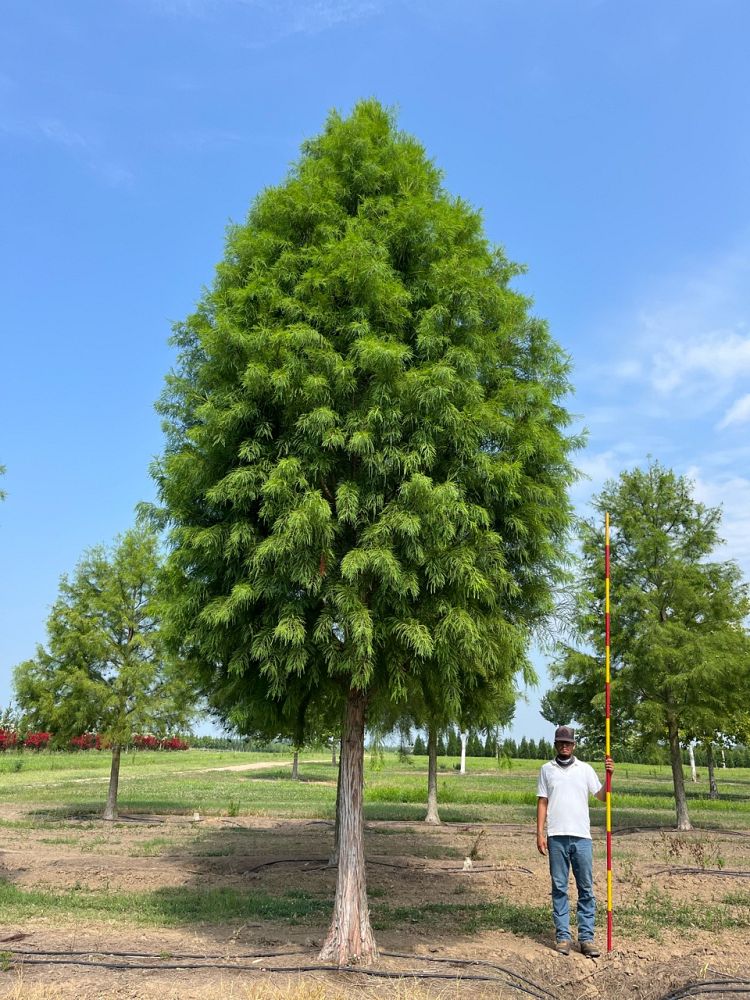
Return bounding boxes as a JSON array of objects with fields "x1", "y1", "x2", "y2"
[
  {"x1": 613, "y1": 827, "x2": 750, "y2": 839},
  {"x1": 9, "y1": 948, "x2": 309, "y2": 961},
  {"x1": 380, "y1": 950, "x2": 557, "y2": 998},
  {"x1": 244, "y1": 857, "x2": 324, "y2": 873},
  {"x1": 6, "y1": 955, "x2": 550, "y2": 992},
  {"x1": 707, "y1": 971, "x2": 750, "y2": 985},
  {"x1": 243, "y1": 856, "x2": 532, "y2": 875},
  {"x1": 647, "y1": 868, "x2": 750, "y2": 878},
  {"x1": 6, "y1": 947, "x2": 558, "y2": 997},
  {"x1": 658, "y1": 984, "x2": 750, "y2": 999}
]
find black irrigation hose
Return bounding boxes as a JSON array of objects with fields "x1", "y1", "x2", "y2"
[
  {"x1": 6, "y1": 955, "x2": 551, "y2": 993},
  {"x1": 381, "y1": 950, "x2": 557, "y2": 999},
  {"x1": 6, "y1": 947, "x2": 557, "y2": 997},
  {"x1": 243, "y1": 856, "x2": 533, "y2": 875},
  {"x1": 371, "y1": 860, "x2": 534, "y2": 875},
  {"x1": 658, "y1": 985, "x2": 750, "y2": 999},
  {"x1": 9, "y1": 948, "x2": 309, "y2": 960},
  {"x1": 244, "y1": 857, "x2": 325, "y2": 873},
  {"x1": 648, "y1": 867, "x2": 750, "y2": 878}
]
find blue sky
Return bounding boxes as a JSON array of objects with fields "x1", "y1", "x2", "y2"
[{"x1": 2, "y1": 0, "x2": 749, "y2": 740}]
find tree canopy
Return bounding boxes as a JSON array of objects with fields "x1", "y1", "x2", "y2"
[
  {"x1": 14, "y1": 527, "x2": 194, "y2": 819},
  {"x1": 152, "y1": 99, "x2": 579, "y2": 961},
  {"x1": 545, "y1": 461, "x2": 750, "y2": 830}
]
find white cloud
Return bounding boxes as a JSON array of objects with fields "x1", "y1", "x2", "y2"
[
  {"x1": 0, "y1": 116, "x2": 135, "y2": 189},
  {"x1": 37, "y1": 118, "x2": 90, "y2": 150},
  {"x1": 718, "y1": 393, "x2": 750, "y2": 430},
  {"x1": 600, "y1": 248, "x2": 750, "y2": 403},
  {"x1": 571, "y1": 444, "x2": 646, "y2": 509},
  {"x1": 650, "y1": 330, "x2": 750, "y2": 395},
  {"x1": 686, "y1": 466, "x2": 750, "y2": 578}
]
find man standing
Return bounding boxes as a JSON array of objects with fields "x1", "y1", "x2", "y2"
[{"x1": 536, "y1": 725, "x2": 614, "y2": 957}]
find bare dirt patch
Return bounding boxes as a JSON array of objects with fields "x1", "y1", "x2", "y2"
[{"x1": 0, "y1": 808, "x2": 749, "y2": 998}]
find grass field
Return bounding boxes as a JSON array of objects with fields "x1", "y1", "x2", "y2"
[
  {"x1": 0, "y1": 749, "x2": 748, "y2": 998},
  {"x1": 0, "y1": 748, "x2": 748, "y2": 825}
]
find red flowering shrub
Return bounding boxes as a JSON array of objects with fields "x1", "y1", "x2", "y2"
[
  {"x1": 131, "y1": 734, "x2": 189, "y2": 751},
  {"x1": 160, "y1": 737, "x2": 189, "y2": 751},
  {"x1": 70, "y1": 733, "x2": 102, "y2": 751},
  {"x1": 0, "y1": 729, "x2": 18, "y2": 751},
  {"x1": 132, "y1": 734, "x2": 160, "y2": 750},
  {"x1": 23, "y1": 731, "x2": 51, "y2": 750}
]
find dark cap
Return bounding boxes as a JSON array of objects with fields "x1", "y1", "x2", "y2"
[{"x1": 554, "y1": 725, "x2": 575, "y2": 743}]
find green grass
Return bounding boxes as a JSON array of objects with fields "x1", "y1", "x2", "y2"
[
  {"x1": 2, "y1": 750, "x2": 750, "y2": 827},
  {"x1": 0, "y1": 876, "x2": 742, "y2": 940},
  {"x1": 0, "y1": 878, "x2": 330, "y2": 926},
  {"x1": 618, "y1": 885, "x2": 750, "y2": 937}
]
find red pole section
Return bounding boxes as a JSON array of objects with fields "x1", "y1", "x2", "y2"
[{"x1": 605, "y1": 512, "x2": 613, "y2": 952}]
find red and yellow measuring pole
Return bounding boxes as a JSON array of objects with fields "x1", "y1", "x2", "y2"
[{"x1": 605, "y1": 512, "x2": 613, "y2": 952}]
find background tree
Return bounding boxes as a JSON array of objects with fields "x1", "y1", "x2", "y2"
[
  {"x1": 545, "y1": 462, "x2": 750, "y2": 830},
  {"x1": 14, "y1": 527, "x2": 194, "y2": 820},
  {"x1": 152, "y1": 100, "x2": 578, "y2": 964}
]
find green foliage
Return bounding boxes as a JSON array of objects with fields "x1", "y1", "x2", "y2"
[
  {"x1": 152, "y1": 99, "x2": 578, "y2": 750},
  {"x1": 13, "y1": 527, "x2": 194, "y2": 747},
  {"x1": 446, "y1": 727, "x2": 460, "y2": 756}
]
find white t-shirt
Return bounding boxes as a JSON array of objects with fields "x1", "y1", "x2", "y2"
[{"x1": 536, "y1": 759, "x2": 602, "y2": 839}]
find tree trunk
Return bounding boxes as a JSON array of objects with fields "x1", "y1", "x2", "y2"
[
  {"x1": 667, "y1": 719, "x2": 692, "y2": 831},
  {"x1": 328, "y1": 742, "x2": 342, "y2": 868},
  {"x1": 459, "y1": 731, "x2": 467, "y2": 775},
  {"x1": 332, "y1": 742, "x2": 337, "y2": 767},
  {"x1": 688, "y1": 743, "x2": 698, "y2": 782},
  {"x1": 103, "y1": 744, "x2": 121, "y2": 822},
  {"x1": 318, "y1": 689, "x2": 377, "y2": 965},
  {"x1": 292, "y1": 749, "x2": 299, "y2": 780},
  {"x1": 424, "y1": 726, "x2": 441, "y2": 824},
  {"x1": 707, "y1": 743, "x2": 719, "y2": 799}
]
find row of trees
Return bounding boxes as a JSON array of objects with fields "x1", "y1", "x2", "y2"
[
  {"x1": 10, "y1": 103, "x2": 750, "y2": 966},
  {"x1": 411, "y1": 731, "x2": 556, "y2": 760}
]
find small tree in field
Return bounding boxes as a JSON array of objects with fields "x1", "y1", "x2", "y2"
[
  {"x1": 14, "y1": 527, "x2": 194, "y2": 820},
  {"x1": 546, "y1": 462, "x2": 750, "y2": 830},
  {"x1": 152, "y1": 100, "x2": 577, "y2": 963}
]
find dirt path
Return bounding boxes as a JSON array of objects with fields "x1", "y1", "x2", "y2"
[
  {"x1": 7, "y1": 758, "x2": 331, "y2": 790},
  {"x1": 193, "y1": 758, "x2": 329, "y2": 773}
]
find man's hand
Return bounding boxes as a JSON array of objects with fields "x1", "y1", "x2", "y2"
[
  {"x1": 537, "y1": 832, "x2": 547, "y2": 856},
  {"x1": 595, "y1": 758, "x2": 615, "y2": 800}
]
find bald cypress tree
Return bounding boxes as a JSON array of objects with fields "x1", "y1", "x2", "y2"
[
  {"x1": 153, "y1": 100, "x2": 577, "y2": 964},
  {"x1": 546, "y1": 462, "x2": 750, "y2": 831}
]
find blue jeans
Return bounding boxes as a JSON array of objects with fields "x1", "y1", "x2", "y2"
[{"x1": 547, "y1": 835, "x2": 595, "y2": 942}]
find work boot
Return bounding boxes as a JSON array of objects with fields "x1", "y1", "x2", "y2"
[
  {"x1": 555, "y1": 939, "x2": 571, "y2": 956},
  {"x1": 580, "y1": 940, "x2": 600, "y2": 958}
]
